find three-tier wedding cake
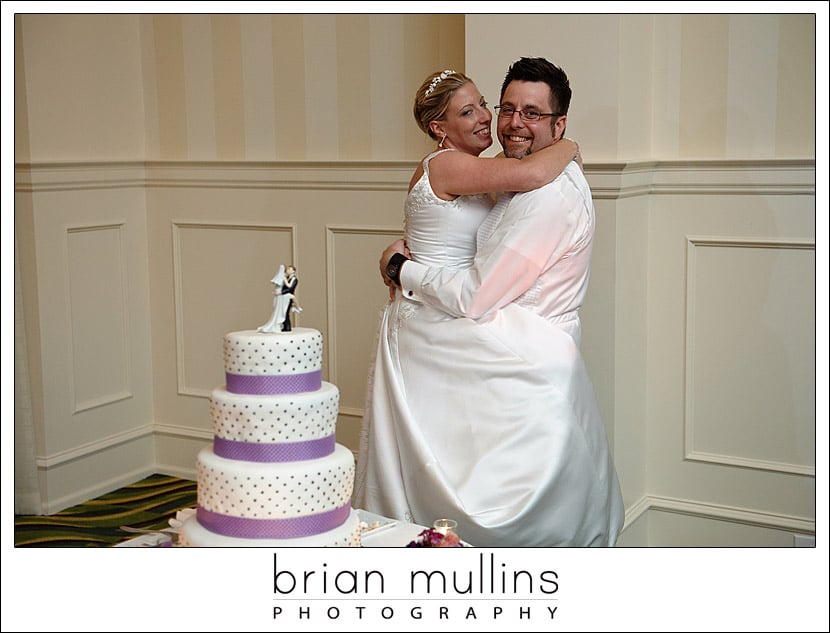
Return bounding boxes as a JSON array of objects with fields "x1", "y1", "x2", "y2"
[{"x1": 179, "y1": 327, "x2": 361, "y2": 547}]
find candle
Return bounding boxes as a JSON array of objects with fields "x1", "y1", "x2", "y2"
[{"x1": 433, "y1": 518, "x2": 457, "y2": 535}]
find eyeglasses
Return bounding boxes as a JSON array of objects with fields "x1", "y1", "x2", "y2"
[{"x1": 494, "y1": 106, "x2": 561, "y2": 122}]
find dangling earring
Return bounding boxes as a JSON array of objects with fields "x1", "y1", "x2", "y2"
[{"x1": 439, "y1": 134, "x2": 446, "y2": 148}]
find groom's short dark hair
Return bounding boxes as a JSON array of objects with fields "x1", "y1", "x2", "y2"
[{"x1": 500, "y1": 57, "x2": 571, "y2": 116}]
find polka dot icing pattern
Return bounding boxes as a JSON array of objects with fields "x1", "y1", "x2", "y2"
[
  {"x1": 210, "y1": 382, "x2": 339, "y2": 444},
  {"x1": 224, "y1": 329, "x2": 322, "y2": 377},
  {"x1": 183, "y1": 326, "x2": 359, "y2": 547},
  {"x1": 179, "y1": 507, "x2": 363, "y2": 547},
  {"x1": 196, "y1": 444, "x2": 355, "y2": 521}
]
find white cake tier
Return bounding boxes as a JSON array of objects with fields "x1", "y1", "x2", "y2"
[
  {"x1": 224, "y1": 328, "x2": 322, "y2": 380},
  {"x1": 179, "y1": 507, "x2": 362, "y2": 547},
  {"x1": 197, "y1": 443, "x2": 355, "y2": 524},
  {"x1": 210, "y1": 381, "x2": 339, "y2": 449}
]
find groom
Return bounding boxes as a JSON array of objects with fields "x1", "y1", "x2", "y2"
[{"x1": 379, "y1": 57, "x2": 624, "y2": 546}]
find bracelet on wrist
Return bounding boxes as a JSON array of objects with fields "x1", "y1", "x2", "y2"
[{"x1": 385, "y1": 252, "x2": 409, "y2": 287}]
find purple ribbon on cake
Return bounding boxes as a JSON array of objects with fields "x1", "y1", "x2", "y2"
[
  {"x1": 197, "y1": 503, "x2": 350, "y2": 539},
  {"x1": 214, "y1": 434, "x2": 335, "y2": 462},
  {"x1": 226, "y1": 370, "x2": 321, "y2": 395}
]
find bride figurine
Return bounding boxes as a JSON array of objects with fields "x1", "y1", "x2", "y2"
[{"x1": 257, "y1": 265, "x2": 294, "y2": 333}]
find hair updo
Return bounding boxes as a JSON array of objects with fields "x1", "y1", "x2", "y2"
[{"x1": 413, "y1": 70, "x2": 472, "y2": 141}]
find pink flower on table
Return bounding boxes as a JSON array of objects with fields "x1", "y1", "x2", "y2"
[{"x1": 406, "y1": 527, "x2": 463, "y2": 547}]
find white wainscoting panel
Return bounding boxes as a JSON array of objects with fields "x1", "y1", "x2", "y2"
[
  {"x1": 684, "y1": 237, "x2": 816, "y2": 475},
  {"x1": 16, "y1": 158, "x2": 816, "y2": 542},
  {"x1": 67, "y1": 222, "x2": 132, "y2": 413},
  {"x1": 172, "y1": 221, "x2": 295, "y2": 397},
  {"x1": 325, "y1": 225, "x2": 406, "y2": 452}
]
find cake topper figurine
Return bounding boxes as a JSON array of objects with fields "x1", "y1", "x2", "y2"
[{"x1": 258, "y1": 264, "x2": 300, "y2": 333}]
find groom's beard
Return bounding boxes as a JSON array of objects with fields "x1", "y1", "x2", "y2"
[{"x1": 502, "y1": 131, "x2": 564, "y2": 160}]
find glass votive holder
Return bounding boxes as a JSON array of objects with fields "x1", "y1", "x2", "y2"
[{"x1": 433, "y1": 518, "x2": 458, "y2": 535}]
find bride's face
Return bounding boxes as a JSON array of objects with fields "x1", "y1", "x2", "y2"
[{"x1": 434, "y1": 82, "x2": 493, "y2": 157}]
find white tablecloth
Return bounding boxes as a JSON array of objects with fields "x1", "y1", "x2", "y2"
[
  {"x1": 115, "y1": 508, "x2": 460, "y2": 547},
  {"x1": 357, "y1": 509, "x2": 429, "y2": 547}
]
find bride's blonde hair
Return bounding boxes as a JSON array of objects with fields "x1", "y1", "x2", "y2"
[{"x1": 413, "y1": 70, "x2": 472, "y2": 141}]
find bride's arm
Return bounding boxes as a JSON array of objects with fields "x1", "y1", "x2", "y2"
[{"x1": 429, "y1": 137, "x2": 578, "y2": 198}]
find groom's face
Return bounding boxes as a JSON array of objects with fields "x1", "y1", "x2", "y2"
[{"x1": 497, "y1": 80, "x2": 566, "y2": 159}]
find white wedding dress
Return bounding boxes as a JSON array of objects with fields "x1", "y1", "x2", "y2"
[{"x1": 354, "y1": 150, "x2": 623, "y2": 547}]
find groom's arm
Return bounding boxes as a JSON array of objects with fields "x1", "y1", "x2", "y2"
[
  {"x1": 397, "y1": 197, "x2": 542, "y2": 319},
  {"x1": 392, "y1": 178, "x2": 586, "y2": 319}
]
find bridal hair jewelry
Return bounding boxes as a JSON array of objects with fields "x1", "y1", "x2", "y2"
[{"x1": 425, "y1": 69, "x2": 456, "y2": 96}]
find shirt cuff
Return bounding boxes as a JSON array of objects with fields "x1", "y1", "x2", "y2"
[{"x1": 399, "y1": 259, "x2": 427, "y2": 302}]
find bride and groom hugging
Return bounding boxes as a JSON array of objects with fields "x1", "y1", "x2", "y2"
[{"x1": 354, "y1": 57, "x2": 624, "y2": 548}]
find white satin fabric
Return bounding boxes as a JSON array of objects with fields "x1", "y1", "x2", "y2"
[{"x1": 354, "y1": 155, "x2": 624, "y2": 547}]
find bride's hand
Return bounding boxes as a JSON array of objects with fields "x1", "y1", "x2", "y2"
[{"x1": 563, "y1": 137, "x2": 583, "y2": 171}]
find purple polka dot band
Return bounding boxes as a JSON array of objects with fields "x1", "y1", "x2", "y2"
[
  {"x1": 197, "y1": 503, "x2": 351, "y2": 539},
  {"x1": 213, "y1": 434, "x2": 335, "y2": 462},
  {"x1": 225, "y1": 370, "x2": 321, "y2": 395}
]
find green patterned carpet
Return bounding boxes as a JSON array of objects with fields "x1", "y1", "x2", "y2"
[{"x1": 14, "y1": 474, "x2": 197, "y2": 547}]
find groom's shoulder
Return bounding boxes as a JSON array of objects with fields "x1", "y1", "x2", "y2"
[
  {"x1": 520, "y1": 160, "x2": 591, "y2": 197},
  {"x1": 510, "y1": 162, "x2": 593, "y2": 220}
]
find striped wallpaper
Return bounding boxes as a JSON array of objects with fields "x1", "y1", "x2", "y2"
[
  {"x1": 146, "y1": 14, "x2": 465, "y2": 161},
  {"x1": 677, "y1": 14, "x2": 816, "y2": 158},
  {"x1": 16, "y1": 13, "x2": 815, "y2": 163}
]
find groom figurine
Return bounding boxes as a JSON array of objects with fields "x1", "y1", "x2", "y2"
[{"x1": 281, "y1": 265, "x2": 298, "y2": 332}]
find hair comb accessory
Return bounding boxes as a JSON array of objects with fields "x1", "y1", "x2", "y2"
[{"x1": 425, "y1": 69, "x2": 457, "y2": 96}]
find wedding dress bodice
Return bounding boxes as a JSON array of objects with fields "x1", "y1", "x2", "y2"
[{"x1": 403, "y1": 150, "x2": 492, "y2": 269}]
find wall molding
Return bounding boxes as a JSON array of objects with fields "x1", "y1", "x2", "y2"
[
  {"x1": 15, "y1": 162, "x2": 147, "y2": 192},
  {"x1": 35, "y1": 424, "x2": 155, "y2": 468},
  {"x1": 153, "y1": 422, "x2": 213, "y2": 442},
  {"x1": 324, "y1": 224, "x2": 407, "y2": 391},
  {"x1": 170, "y1": 220, "x2": 297, "y2": 398},
  {"x1": 624, "y1": 494, "x2": 815, "y2": 536},
  {"x1": 65, "y1": 221, "x2": 133, "y2": 414},
  {"x1": 42, "y1": 465, "x2": 158, "y2": 516},
  {"x1": 683, "y1": 236, "x2": 817, "y2": 477},
  {"x1": 587, "y1": 159, "x2": 815, "y2": 199},
  {"x1": 16, "y1": 159, "x2": 816, "y2": 196}
]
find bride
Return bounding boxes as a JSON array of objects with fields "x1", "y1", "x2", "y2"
[{"x1": 353, "y1": 68, "x2": 620, "y2": 547}]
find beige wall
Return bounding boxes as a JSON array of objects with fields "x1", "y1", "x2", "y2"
[
  {"x1": 14, "y1": 13, "x2": 816, "y2": 545},
  {"x1": 467, "y1": 14, "x2": 815, "y2": 160},
  {"x1": 16, "y1": 13, "x2": 815, "y2": 162},
  {"x1": 17, "y1": 15, "x2": 147, "y2": 161},
  {"x1": 16, "y1": 13, "x2": 466, "y2": 162}
]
